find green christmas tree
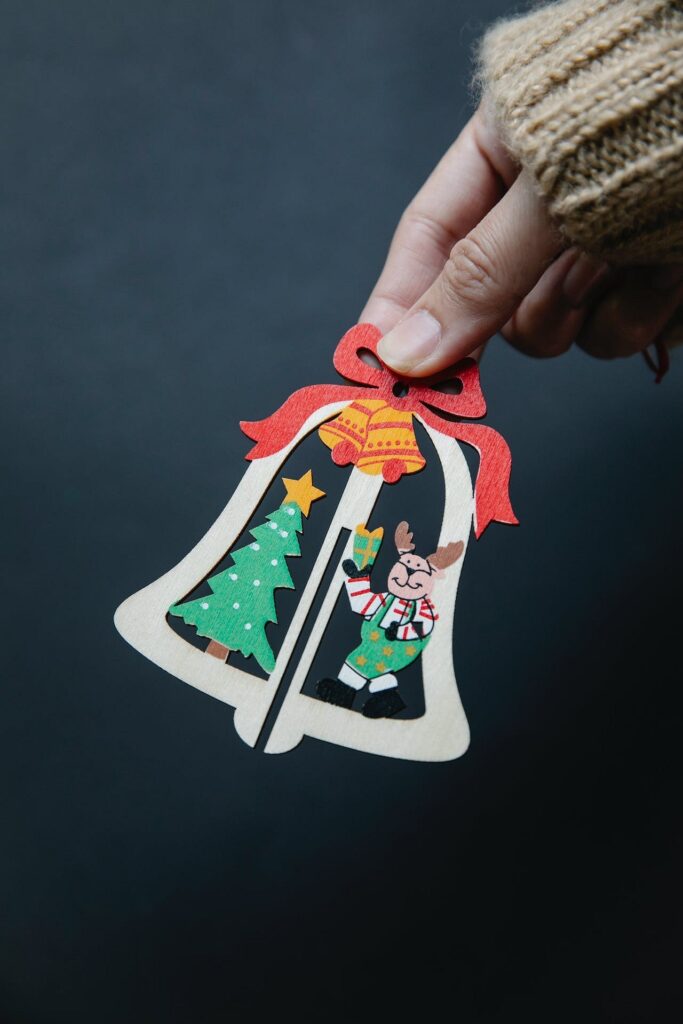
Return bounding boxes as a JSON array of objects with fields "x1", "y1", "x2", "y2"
[{"x1": 169, "y1": 471, "x2": 324, "y2": 672}]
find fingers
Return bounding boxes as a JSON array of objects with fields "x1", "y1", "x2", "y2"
[
  {"x1": 362, "y1": 98, "x2": 682, "y2": 373},
  {"x1": 359, "y1": 109, "x2": 516, "y2": 335},
  {"x1": 502, "y1": 249, "x2": 610, "y2": 358},
  {"x1": 577, "y1": 266, "x2": 683, "y2": 359},
  {"x1": 377, "y1": 171, "x2": 564, "y2": 376},
  {"x1": 496, "y1": 256, "x2": 683, "y2": 362}
]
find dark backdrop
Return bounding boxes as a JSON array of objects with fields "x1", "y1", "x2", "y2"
[{"x1": 3, "y1": 2, "x2": 682, "y2": 1021}]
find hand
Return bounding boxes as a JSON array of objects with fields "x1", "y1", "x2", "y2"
[
  {"x1": 342, "y1": 558, "x2": 367, "y2": 579},
  {"x1": 361, "y1": 104, "x2": 683, "y2": 374}
]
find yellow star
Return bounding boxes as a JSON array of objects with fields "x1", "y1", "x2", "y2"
[
  {"x1": 356, "y1": 655, "x2": 367, "y2": 666},
  {"x1": 375, "y1": 661, "x2": 387, "y2": 673},
  {"x1": 405, "y1": 645, "x2": 417, "y2": 656},
  {"x1": 282, "y1": 470, "x2": 325, "y2": 517},
  {"x1": 382, "y1": 646, "x2": 393, "y2": 657},
  {"x1": 369, "y1": 631, "x2": 380, "y2": 641}
]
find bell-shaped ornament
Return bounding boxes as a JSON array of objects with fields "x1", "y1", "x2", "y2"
[{"x1": 114, "y1": 323, "x2": 517, "y2": 762}]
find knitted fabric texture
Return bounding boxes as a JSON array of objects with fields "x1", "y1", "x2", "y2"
[{"x1": 477, "y1": 0, "x2": 683, "y2": 264}]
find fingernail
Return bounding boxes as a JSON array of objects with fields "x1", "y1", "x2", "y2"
[
  {"x1": 377, "y1": 310, "x2": 441, "y2": 371},
  {"x1": 562, "y1": 254, "x2": 610, "y2": 307},
  {"x1": 651, "y1": 265, "x2": 683, "y2": 291}
]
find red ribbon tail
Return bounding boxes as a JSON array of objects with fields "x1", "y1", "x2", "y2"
[
  {"x1": 418, "y1": 407, "x2": 518, "y2": 538},
  {"x1": 240, "y1": 383, "x2": 369, "y2": 459},
  {"x1": 643, "y1": 339, "x2": 670, "y2": 383},
  {"x1": 451, "y1": 423, "x2": 518, "y2": 537}
]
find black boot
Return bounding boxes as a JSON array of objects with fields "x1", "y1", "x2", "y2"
[
  {"x1": 362, "y1": 689, "x2": 406, "y2": 719},
  {"x1": 316, "y1": 678, "x2": 357, "y2": 709}
]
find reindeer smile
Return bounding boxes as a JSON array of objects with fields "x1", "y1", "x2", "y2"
[
  {"x1": 395, "y1": 578, "x2": 421, "y2": 590},
  {"x1": 391, "y1": 567, "x2": 423, "y2": 590}
]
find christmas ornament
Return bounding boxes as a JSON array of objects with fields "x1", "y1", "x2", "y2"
[{"x1": 115, "y1": 322, "x2": 517, "y2": 762}]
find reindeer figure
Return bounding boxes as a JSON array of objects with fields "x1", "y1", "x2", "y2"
[{"x1": 317, "y1": 522, "x2": 464, "y2": 718}]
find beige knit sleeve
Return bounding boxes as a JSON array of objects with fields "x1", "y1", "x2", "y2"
[{"x1": 477, "y1": 0, "x2": 683, "y2": 264}]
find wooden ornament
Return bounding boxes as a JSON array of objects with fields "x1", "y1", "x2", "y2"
[{"x1": 114, "y1": 323, "x2": 517, "y2": 762}]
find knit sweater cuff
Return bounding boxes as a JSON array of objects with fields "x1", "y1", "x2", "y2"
[{"x1": 477, "y1": 0, "x2": 683, "y2": 264}]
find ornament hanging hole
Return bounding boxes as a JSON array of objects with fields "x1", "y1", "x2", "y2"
[
  {"x1": 358, "y1": 347, "x2": 382, "y2": 369},
  {"x1": 392, "y1": 381, "x2": 410, "y2": 399},
  {"x1": 432, "y1": 378, "x2": 463, "y2": 396}
]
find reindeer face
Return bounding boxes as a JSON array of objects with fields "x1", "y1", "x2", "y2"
[
  {"x1": 388, "y1": 521, "x2": 464, "y2": 602},
  {"x1": 388, "y1": 552, "x2": 438, "y2": 600}
]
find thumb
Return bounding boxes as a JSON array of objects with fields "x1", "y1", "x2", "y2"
[{"x1": 376, "y1": 171, "x2": 564, "y2": 376}]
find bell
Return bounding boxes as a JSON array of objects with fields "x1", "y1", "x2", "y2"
[
  {"x1": 115, "y1": 321, "x2": 515, "y2": 764},
  {"x1": 318, "y1": 399, "x2": 385, "y2": 467},
  {"x1": 357, "y1": 402, "x2": 425, "y2": 482},
  {"x1": 319, "y1": 401, "x2": 425, "y2": 483}
]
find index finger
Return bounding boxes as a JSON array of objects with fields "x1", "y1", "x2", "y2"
[{"x1": 359, "y1": 109, "x2": 517, "y2": 335}]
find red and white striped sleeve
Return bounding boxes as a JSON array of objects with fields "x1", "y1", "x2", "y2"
[
  {"x1": 397, "y1": 597, "x2": 438, "y2": 640},
  {"x1": 344, "y1": 576, "x2": 387, "y2": 617}
]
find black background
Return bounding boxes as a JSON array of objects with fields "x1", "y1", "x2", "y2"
[{"x1": 3, "y1": 2, "x2": 682, "y2": 1021}]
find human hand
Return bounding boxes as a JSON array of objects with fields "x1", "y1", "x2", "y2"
[{"x1": 362, "y1": 105, "x2": 683, "y2": 376}]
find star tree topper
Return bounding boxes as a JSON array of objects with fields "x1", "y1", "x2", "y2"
[{"x1": 282, "y1": 470, "x2": 325, "y2": 516}]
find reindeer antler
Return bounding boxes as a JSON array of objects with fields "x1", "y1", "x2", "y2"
[
  {"x1": 427, "y1": 540, "x2": 464, "y2": 570},
  {"x1": 394, "y1": 521, "x2": 415, "y2": 553}
]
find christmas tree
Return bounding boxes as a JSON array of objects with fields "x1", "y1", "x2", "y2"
[{"x1": 169, "y1": 471, "x2": 324, "y2": 672}]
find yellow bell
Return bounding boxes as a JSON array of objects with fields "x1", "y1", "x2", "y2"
[{"x1": 319, "y1": 400, "x2": 425, "y2": 483}]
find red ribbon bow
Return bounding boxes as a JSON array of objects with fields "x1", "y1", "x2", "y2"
[{"x1": 240, "y1": 323, "x2": 517, "y2": 537}]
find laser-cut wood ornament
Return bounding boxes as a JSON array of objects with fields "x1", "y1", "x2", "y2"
[{"x1": 114, "y1": 323, "x2": 518, "y2": 762}]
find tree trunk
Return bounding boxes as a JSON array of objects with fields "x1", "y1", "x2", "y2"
[{"x1": 206, "y1": 639, "x2": 230, "y2": 662}]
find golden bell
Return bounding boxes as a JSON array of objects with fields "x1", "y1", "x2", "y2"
[{"x1": 319, "y1": 401, "x2": 425, "y2": 483}]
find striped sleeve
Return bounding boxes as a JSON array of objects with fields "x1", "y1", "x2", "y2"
[
  {"x1": 344, "y1": 576, "x2": 387, "y2": 617},
  {"x1": 398, "y1": 597, "x2": 438, "y2": 640}
]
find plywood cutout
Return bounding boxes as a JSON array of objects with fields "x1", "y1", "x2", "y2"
[{"x1": 114, "y1": 323, "x2": 517, "y2": 762}]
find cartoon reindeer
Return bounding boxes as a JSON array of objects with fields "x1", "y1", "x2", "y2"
[{"x1": 317, "y1": 522, "x2": 464, "y2": 718}]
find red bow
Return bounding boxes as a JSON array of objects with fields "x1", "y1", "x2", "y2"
[{"x1": 240, "y1": 323, "x2": 518, "y2": 537}]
